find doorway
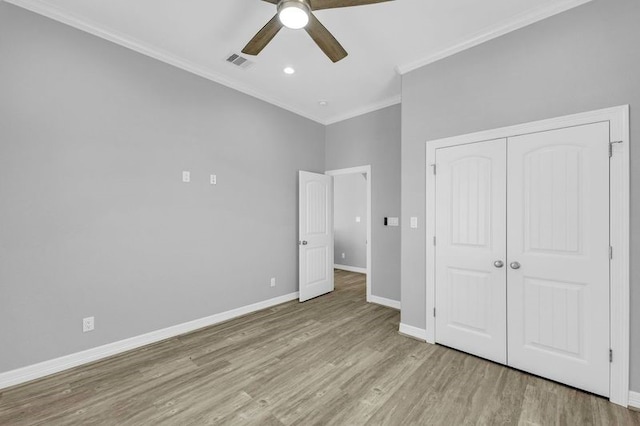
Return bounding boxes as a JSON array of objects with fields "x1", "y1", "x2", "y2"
[
  {"x1": 425, "y1": 105, "x2": 630, "y2": 406},
  {"x1": 435, "y1": 123, "x2": 610, "y2": 397},
  {"x1": 326, "y1": 166, "x2": 372, "y2": 302}
]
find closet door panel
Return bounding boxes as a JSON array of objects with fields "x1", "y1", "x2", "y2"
[
  {"x1": 506, "y1": 122, "x2": 610, "y2": 397},
  {"x1": 435, "y1": 139, "x2": 507, "y2": 364}
]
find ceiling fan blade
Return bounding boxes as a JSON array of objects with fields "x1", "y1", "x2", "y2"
[
  {"x1": 310, "y1": 0, "x2": 393, "y2": 11},
  {"x1": 305, "y1": 13, "x2": 347, "y2": 63},
  {"x1": 242, "y1": 14, "x2": 283, "y2": 56}
]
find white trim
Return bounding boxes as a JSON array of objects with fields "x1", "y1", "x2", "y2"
[
  {"x1": 326, "y1": 165, "x2": 372, "y2": 303},
  {"x1": 609, "y1": 106, "x2": 631, "y2": 408},
  {"x1": 324, "y1": 96, "x2": 401, "y2": 125},
  {"x1": 326, "y1": 165, "x2": 372, "y2": 176},
  {"x1": 4, "y1": 0, "x2": 398, "y2": 126},
  {"x1": 396, "y1": 0, "x2": 593, "y2": 75},
  {"x1": 425, "y1": 105, "x2": 630, "y2": 407},
  {"x1": 5, "y1": 0, "x2": 593, "y2": 124},
  {"x1": 370, "y1": 295, "x2": 401, "y2": 310},
  {"x1": 629, "y1": 391, "x2": 640, "y2": 410},
  {"x1": 0, "y1": 291, "x2": 299, "y2": 391},
  {"x1": 334, "y1": 264, "x2": 367, "y2": 274},
  {"x1": 399, "y1": 323, "x2": 427, "y2": 341},
  {"x1": 3, "y1": 0, "x2": 328, "y2": 124}
]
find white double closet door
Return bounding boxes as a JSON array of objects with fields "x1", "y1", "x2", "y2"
[{"x1": 434, "y1": 122, "x2": 611, "y2": 397}]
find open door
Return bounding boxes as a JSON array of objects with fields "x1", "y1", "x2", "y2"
[{"x1": 299, "y1": 171, "x2": 334, "y2": 302}]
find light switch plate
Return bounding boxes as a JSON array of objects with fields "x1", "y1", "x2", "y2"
[
  {"x1": 182, "y1": 171, "x2": 190, "y2": 183},
  {"x1": 355, "y1": 216, "x2": 361, "y2": 223},
  {"x1": 388, "y1": 217, "x2": 399, "y2": 227},
  {"x1": 210, "y1": 174, "x2": 217, "y2": 185},
  {"x1": 410, "y1": 217, "x2": 418, "y2": 229}
]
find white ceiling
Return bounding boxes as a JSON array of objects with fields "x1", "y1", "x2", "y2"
[{"x1": 7, "y1": 0, "x2": 591, "y2": 124}]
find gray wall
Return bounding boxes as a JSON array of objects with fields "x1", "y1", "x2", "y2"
[
  {"x1": 400, "y1": 0, "x2": 640, "y2": 391},
  {"x1": 326, "y1": 105, "x2": 401, "y2": 302},
  {"x1": 334, "y1": 173, "x2": 367, "y2": 268},
  {"x1": 0, "y1": 3, "x2": 325, "y2": 373}
]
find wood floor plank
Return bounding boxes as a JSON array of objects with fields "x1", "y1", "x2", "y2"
[{"x1": 0, "y1": 270, "x2": 638, "y2": 425}]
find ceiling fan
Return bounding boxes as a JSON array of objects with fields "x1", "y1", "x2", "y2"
[{"x1": 242, "y1": 0, "x2": 394, "y2": 63}]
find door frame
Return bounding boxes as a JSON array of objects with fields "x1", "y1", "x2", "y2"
[
  {"x1": 326, "y1": 165, "x2": 372, "y2": 303},
  {"x1": 425, "y1": 105, "x2": 630, "y2": 407}
]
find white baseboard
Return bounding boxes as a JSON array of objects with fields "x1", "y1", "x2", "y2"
[
  {"x1": 0, "y1": 292, "x2": 299, "y2": 391},
  {"x1": 629, "y1": 391, "x2": 640, "y2": 410},
  {"x1": 334, "y1": 264, "x2": 367, "y2": 274},
  {"x1": 399, "y1": 323, "x2": 427, "y2": 342},
  {"x1": 369, "y1": 295, "x2": 401, "y2": 310}
]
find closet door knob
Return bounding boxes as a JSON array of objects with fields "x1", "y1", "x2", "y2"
[
  {"x1": 510, "y1": 262, "x2": 521, "y2": 270},
  {"x1": 494, "y1": 260, "x2": 504, "y2": 268}
]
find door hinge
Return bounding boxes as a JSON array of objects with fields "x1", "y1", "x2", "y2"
[
  {"x1": 609, "y1": 246, "x2": 613, "y2": 260},
  {"x1": 431, "y1": 164, "x2": 437, "y2": 175},
  {"x1": 433, "y1": 236, "x2": 436, "y2": 246},
  {"x1": 609, "y1": 140, "x2": 623, "y2": 158},
  {"x1": 610, "y1": 349, "x2": 613, "y2": 363},
  {"x1": 433, "y1": 308, "x2": 436, "y2": 317}
]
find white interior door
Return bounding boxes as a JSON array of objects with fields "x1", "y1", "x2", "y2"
[
  {"x1": 506, "y1": 122, "x2": 610, "y2": 396},
  {"x1": 299, "y1": 171, "x2": 334, "y2": 302},
  {"x1": 435, "y1": 139, "x2": 507, "y2": 364}
]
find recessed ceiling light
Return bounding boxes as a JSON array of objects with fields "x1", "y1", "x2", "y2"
[
  {"x1": 283, "y1": 67, "x2": 296, "y2": 75},
  {"x1": 319, "y1": 100, "x2": 328, "y2": 107}
]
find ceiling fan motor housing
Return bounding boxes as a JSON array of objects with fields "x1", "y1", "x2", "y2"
[
  {"x1": 277, "y1": 0, "x2": 311, "y2": 29},
  {"x1": 277, "y1": 0, "x2": 311, "y2": 13}
]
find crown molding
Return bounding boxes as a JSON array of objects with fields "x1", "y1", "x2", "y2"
[
  {"x1": 5, "y1": 0, "x2": 593, "y2": 125},
  {"x1": 324, "y1": 95, "x2": 401, "y2": 125},
  {"x1": 395, "y1": 0, "x2": 594, "y2": 75},
  {"x1": 4, "y1": 0, "x2": 400, "y2": 126},
  {"x1": 3, "y1": 0, "x2": 330, "y2": 124}
]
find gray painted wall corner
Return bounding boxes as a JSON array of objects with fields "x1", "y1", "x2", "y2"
[
  {"x1": 326, "y1": 105, "x2": 401, "y2": 302},
  {"x1": 0, "y1": 2, "x2": 324, "y2": 373},
  {"x1": 400, "y1": 0, "x2": 640, "y2": 391}
]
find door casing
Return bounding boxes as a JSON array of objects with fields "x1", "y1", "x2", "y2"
[{"x1": 424, "y1": 105, "x2": 630, "y2": 407}]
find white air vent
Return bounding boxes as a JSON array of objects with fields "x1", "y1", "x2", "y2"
[{"x1": 225, "y1": 53, "x2": 254, "y2": 69}]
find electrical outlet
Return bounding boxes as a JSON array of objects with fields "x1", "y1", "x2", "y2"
[
  {"x1": 182, "y1": 171, "x2": 190, "y2": 183},
  {"x1": 210, "y1": 174, "x2": 217, "y2": 185},
  {"x1": 341, "y1": 253, "x2": 346, "y2": 259},
  {"x1": 83, "y1": 316, "x2": 95, "y2": 333},
  {"x1": 270, "y1": 277, "x2": 276, "y2": 287}
]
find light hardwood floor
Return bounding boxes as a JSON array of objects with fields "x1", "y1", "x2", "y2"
[{"x1": 1, "y1": 270, "x2": 638, "y2": 425}]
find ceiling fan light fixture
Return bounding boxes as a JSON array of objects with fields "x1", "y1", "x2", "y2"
[{"x1": 278, "y1": 1, "x2": 310, "y2": 30}]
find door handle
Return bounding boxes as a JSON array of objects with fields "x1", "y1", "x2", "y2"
[
  {"x1": 299, "y1": 240, "x2": 308, "y2": 246},
  {"x1": 494, "y1": 260, "x2": 504, "y2": 268},
  {"x1": 510, "y1": 261, "x2": 521, "y2": 270}
]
